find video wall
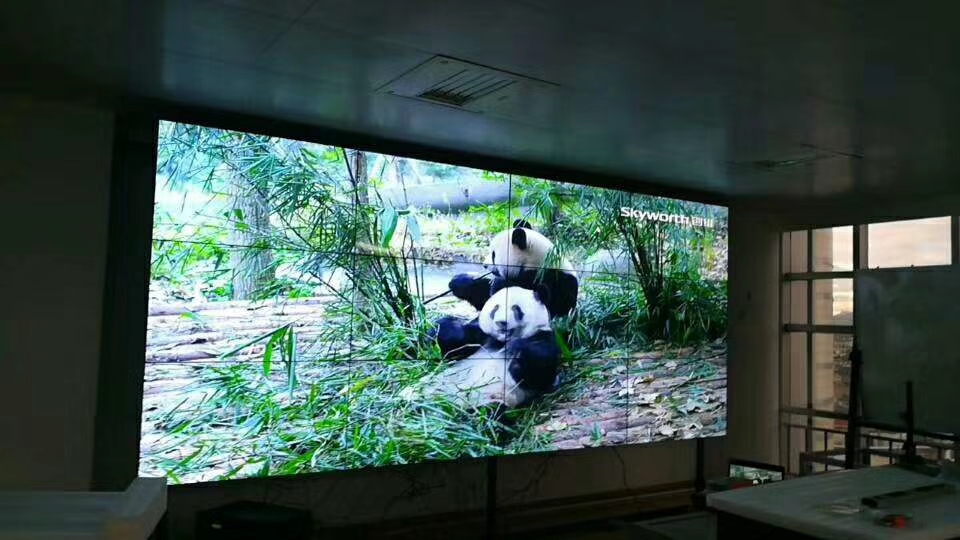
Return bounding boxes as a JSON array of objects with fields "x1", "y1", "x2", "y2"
[{"x1": 139, "y1": 121, "x2": 728, "y2": 484}]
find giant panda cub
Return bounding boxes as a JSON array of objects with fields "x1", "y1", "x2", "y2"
[
  {"x1": 414, "y1": 286, "x2": 560, "y2": 409},
  {"x1": 433, "y1": 220, "x2": 579, "y2": 360}
]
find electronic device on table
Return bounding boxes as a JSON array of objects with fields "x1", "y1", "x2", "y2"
[{"x1": 728, "y1": 459, "x2": 785, "y2": 486}]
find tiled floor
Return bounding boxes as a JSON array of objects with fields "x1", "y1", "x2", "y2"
[
  {"x1": 624, "y1": 512, "x2": 716, "y2": 540},
  {"x1": 514, "y1": 512, "x2": 715, "y2": 540}
]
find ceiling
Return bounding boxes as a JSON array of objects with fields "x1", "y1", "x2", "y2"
[{"x1": 3, "y1": 0, "x2": 960, "y2": 200}]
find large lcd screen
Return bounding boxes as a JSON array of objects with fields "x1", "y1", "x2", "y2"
[{"x1": 139, "y1": 121, "x2": 728, "y2": 484}]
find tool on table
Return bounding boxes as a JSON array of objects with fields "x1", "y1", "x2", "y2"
[{"x1": 876, "y1": 513, "x2": 911, "y2": 529}]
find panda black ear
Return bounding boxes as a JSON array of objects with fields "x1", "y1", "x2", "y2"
[
  {"x1": 511, "y1": 228, "x2": 528, "y2": 250},
  {"x1": 512, "y1": 219, "x2": 533, "y2": 230},
  {"x1": 533, "y1": 283, "x2": 551, "y2": 305}
]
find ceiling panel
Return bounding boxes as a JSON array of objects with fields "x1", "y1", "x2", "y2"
[
  {"x1": 5, "y1": 0, "x2": 960, "y2": 201},
  {"x1": 161, "y1": 0, "x2": 292, "y2": 63},
  {"x1": 141, "y1": 51, "x2": 563, "y2": 164},
  {"x1": 211, "y1": 0, "x2": 315, "y2": 19},
  {"x1": 518, "y1": 0, "x2": 866, "y2": 107},
  {"x1": 302, "y1": 0, "x2": 577, "y2": 84},
  {"x1": 258, "y1": 21, "x2": 432, "y2": 89},
  {"x1": 0, "y1": 0, "x2": 132, "y2": 86}
]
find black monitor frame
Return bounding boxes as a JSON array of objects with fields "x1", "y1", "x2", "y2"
[{"x1": 92, "y1": 101, "x2": 729, "y2": 491}]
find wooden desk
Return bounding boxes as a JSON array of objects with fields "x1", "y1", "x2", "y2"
[{"x1": 707, "y1": 466, "x2": 960, "y2": 540}]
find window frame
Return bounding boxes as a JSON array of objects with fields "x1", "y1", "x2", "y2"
[{"x1": 779, "y1": 219, "x2": 959, "y2": 475}]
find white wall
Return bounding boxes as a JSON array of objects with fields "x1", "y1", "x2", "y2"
[
  {"x1": 724, "y1": 206, "x2": 782, "y2": 465},
  {"x1": 0, "y1": 92, "x2": 791, "y2": 537},
  {"x1": 0, "y1": 93, "x2": 114, "y2": 490}
]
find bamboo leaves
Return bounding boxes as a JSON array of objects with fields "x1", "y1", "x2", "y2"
[{"x1": 219, "y1": 323, "x2": 298, "y2": 396}]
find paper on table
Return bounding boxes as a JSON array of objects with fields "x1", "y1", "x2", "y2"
[{"x1": 817, "y1": 498, "x2": 864, "y2": 516}]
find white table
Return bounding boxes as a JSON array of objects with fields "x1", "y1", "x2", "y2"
[
  {"x1": 707, "y1": 466, "x2": 960, "y2": 540},
  {"x1": 0, "y1": 478, "x2": 166, "y2": 540}
]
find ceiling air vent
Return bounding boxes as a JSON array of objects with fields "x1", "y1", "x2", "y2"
[
  {"x1": 415, "y1": 68, "x2": 514, "y2": 107},
  {"x1": 378, "y1": 56, "x2": 559, "y2": 120}
]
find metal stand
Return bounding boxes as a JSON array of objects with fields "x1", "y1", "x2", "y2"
[
  {"x1": 846, "y1": 349, "x2": 926, "y2": 469},
  {"x1": 901, "y1": 380, "x2": 926, "y2": 467},
  {"x1": 844, "y1": 347, "x2": 862, "y2": 469},
  {"x1": 693, "y1": 438, "x2": 706, "y2": 509},
  {"x1": 486, "y1": 457, "x2": 498, "y2": 540},
  {"x1": 904, "y1": 381, "x2": 916, "y2": 458}
]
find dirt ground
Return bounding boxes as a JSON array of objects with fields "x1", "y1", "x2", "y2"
[
  {"x1": 531, "y1": 344, "x2": 726, "y2": 450},
  {"x1": 141, "y1": 297, "x2": 727, "y2": 476}
]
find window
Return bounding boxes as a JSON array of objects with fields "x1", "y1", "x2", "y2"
[
  {"x1": 811, "y1": 333, "x2": 852, "y2": 414},
  {"x1": 867, "y1": 217, "x2": 952, "y2": 269},
  {"x1": 780, "y1": 217, "x2": 960, "y2": 476},
  {"x1": 782, "y1": 281, "x2": 807, "y2": 324},
  {"x1": 812, "y1": 226, "x2": 853, "y2": 272},
  {"x1": 811, "y1": 279, "x2": 852, "y2": 326},
  {"x1": 781, "y1": 227, "x2": 853, "y2": 474}
]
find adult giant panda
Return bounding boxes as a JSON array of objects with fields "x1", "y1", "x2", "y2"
[
  {"x1": 433, "y1": 220, "x2": 579, "y2": 360},
  {"x1": 414, "y1": 286, "x2": 561, "y2": 408}
]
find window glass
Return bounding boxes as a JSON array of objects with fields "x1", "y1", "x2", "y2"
[
  {"x1": 785, "y1": 231, "x2": 808, "y2": 273},
  {"x1": 783, "y1": 332, "x2": 808, "y2": 408},
  {"x1": 812, "y1": 333, "x2": 853, "y2": 414},
  {"x1": 812, "y1": 226, "x2": 853, "y2": 271},
  {"x1": 789, "y1": 426, "x2": 807, "y2": 475},
  {"x1": 867, "y1": 217, "x2": 951, "y2": 268},
  {"x1": 812, "y1": 279, "x2": 853, "y2": 325},
  {"x1": 783, "y1": 281, "x2": 808, "y2": 324}
]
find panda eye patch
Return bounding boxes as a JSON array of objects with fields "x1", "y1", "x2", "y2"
[
  {"x1": 511, "y1": 305, "x2": 524, "y2": 321},
  {"x1": 489, "y1": 304, "x2": 499, "y2": 319}
]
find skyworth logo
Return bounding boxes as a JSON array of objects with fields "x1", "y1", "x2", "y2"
[{"x1": 620, "y1": 207, "x2": 715, "y2": 228}]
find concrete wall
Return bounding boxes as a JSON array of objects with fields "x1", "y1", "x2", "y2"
[
  {"x1": 743, "y1": 193, "x2": 960, "y2": 231},
  {"x1": 0, "y1": 92, "x2": 795, "y2": 536},
  {"x1": 0, "y1": 93, "x2": 114, "y2": 490},
  {"x1": 723, "y1": 206, "x2": 781, "y2": 465},
  {"x1": 164, "y1": 440, "x2": 719, "y2": 536}
]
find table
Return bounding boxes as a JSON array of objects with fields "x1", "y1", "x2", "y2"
[
  {"x1": 707, "y1": 466, "x2": 960, "y2": 540},
  {"x1": 0, "y1": 477, "x2": 166, "y2": 540}
]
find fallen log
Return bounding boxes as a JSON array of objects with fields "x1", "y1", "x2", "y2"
[
  {"x1": 145, "y1": 341, "x2": 351, "y2": 363},
  {"x1": 146, "y1": 318, "x2": 337, "y2": 339},
  {"x1": 146, "y1": 328, "x2": 329, "y2": 348},
  {"x1": 144, "y1": 340, "x2": 288, "y2": 362},
  {"x1": 148, "y1": 295, "x2": 335, "y2": 316},
  {"x1": 149, "y1": 304, "x2": 330, "y2": 324}
]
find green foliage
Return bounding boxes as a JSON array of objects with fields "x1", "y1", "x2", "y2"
[
  {"x1": 151, "y1": 232, "x2": 232, "y2": 301},
  {"x1": 154, "y1": 122, "x2": 359, "y2": 303},
  {"x1": 142, "y1": 344, "x2": 639, "y2": 481},
  {"x1": 569, "y1": 272, "x2": 726, "y2": 351},
  {"x1": 505, "y1": 176, "x2": 727, "y2": 345},
  {"x1": 145, "y1": 122, "x2": 729, "y2": 482},
  {"x1": 567, "y1": 274, "x2": 648, "y2": 354},
  {"x1": 142, "y1": 360, "x2": 508, "y2": 478}
]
